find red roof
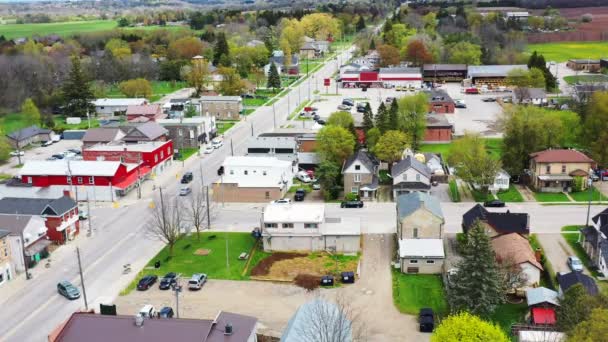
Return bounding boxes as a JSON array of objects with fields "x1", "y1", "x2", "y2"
[
  {"x1": 113, "y1": 166, "x2": 151, "y2": 189},
  {"x1": 532, "y1": 307, "x2": 556, "y2": 325},
  {"x1": 530, "y1": 149, "x2": 594, "y2": 163}
]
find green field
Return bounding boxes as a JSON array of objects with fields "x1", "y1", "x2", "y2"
[
  {"x1": 563, "y1": 75, "x2": 608, "y2": 85},
  {"x1": 105, "y1": 81, "x2": 187, "y2": 102},
  {"x1": 0, "y1": 112, "x2": 100, "y2": 134},
  {"x1": 392, "y1": 272, "x2": 448, "y2": 317},
  {"x1": 527, "y1": 42, "x2": 608, "y2": 62},
  {"x1": 418, "y1": 138, "x2": 503, "y2": 162}
]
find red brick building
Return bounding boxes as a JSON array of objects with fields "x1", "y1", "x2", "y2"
[
  {"x1": 425, "y1": 89, "x2": 455, "y2": 114},
  {"x1": 126, "y1": 104, "x2": 166, "y2": 122},
  {"x1": 424, "y1": 114, "x2": 453, "y2": 143}
]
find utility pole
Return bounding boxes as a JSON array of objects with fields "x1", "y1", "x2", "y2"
[
  {"x1": 230, "y1": 139, "x2": 234, "y2": 156},
  {"x1": 272, "y1": 103, "x2": 277, "y2": 128},
  {"x1": 250, "y1": 122, "x2": 254, "y2": 137},
  {"x1": 205, "y1": 186, "x2": 211, "y2": 230},
  {"x1": 137, "y1": 154, "x2": 142, "y2": 199},
  {"x1": 76, "y1": 247, "x2": 89, "y2": 311},
  {"x1": 86, "y1": 194, "x2": 92, "y2": 237},
  {"x1": 172, "y1": 281, "x2": 181, "y2": 318},
  {"x1": 585, "y1": 178, "x2": 593, "y2": 229},
  {"x1": 19, "y1": 220, "x2": 31, "y2": 280}
]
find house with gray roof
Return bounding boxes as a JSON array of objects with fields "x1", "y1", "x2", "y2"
[
  {"x1": 396, "y1": 192, "x2": 444, "y2": 274},
  {"x1": 122, "y1": 121, "x2": 168, "y2": 143},
  {"x1": 0, "y1": 215, "x2": 48, "y2": 274},
  {"x1": 82, "y1": 127, "x2": 126, "y2": 148},
  {"x1": 342, "y1": 150, "x2": 379, "y2": 200},
  {"x1": 264, "y1": 50, "x2": 300, "y2": 76},
  {"x1": 581, "y1": 208, "x2": 608, "y2": 277},
  {"x1": 512, "y1": 87, "x2": 547, "y2": 106},
  {"x1": 526, "y1": 287, "x2": 559, "y2": 307},
  {"x1": 6, "y1": 125, "x2": 52, "y2": 149},
  {"x1": 391, "y1": 155, "x2": 432, "y2": 199}
]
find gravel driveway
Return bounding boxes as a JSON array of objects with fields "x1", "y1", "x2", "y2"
[{"x1": 537, "y1": 233, "x2": 581, "y2": 274}]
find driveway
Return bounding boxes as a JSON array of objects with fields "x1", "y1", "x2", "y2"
[
  {"x1": 536, "y1": 233, "x2": 581, "y2": 274},
  {"x1": 114, "y1": 234, "x2": 427, "y2": 341}
]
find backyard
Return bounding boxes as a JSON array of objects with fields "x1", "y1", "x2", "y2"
[
  {"x1": 391, "y1": 272, "x2": 448, "y2": 317},
  {"x1": 496, "y1": 185, "x2": 524, "y2": 202},
  {"x1": 527, "y1": 41, "x2": 608, "y2": 62},
  {"x1": 418, "y1": 138, "x2": 503, "y2": 161}
]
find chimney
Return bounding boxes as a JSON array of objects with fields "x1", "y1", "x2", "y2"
[
  {"x1": 134, "y1": 315, "x2": 144, "y2": 327},
  {"x1": 535, "y1": 248, "x2": 542, "y2": 263},
  {"x1": 63, "y1": 190, "x2": 72, "y2": 198},
  {"x1": 224, "y1": 323, "x2": 233, "y2": 335}
]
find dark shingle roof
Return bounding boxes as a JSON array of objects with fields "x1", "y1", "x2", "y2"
[
  {"x1": 124, "y1": 122, "x2": 168, "y2": 141},
  {"x1": 391, "y1": 156, "x2": 431, "y2": 179},
  {"x1": 0, "y1": 215, "x2": 35, "y2": 235},
  {"x1": 342, "y1": 150, "x2": 378, "y2": 174},
  {"x1": 462, "y1": 204, "x2": 529, "y2": 235},
  {"x1": 7, "y1": 125, "x2": 51, "y2": 141},
  {"x1": 0, "y1": 196, "x2": 76, "y2": 216},
  {"x1": 557, "y1": 271, "x2": 599, "y2": 295},
  {"x1": 581, "y1": 226, "x2": 599, "y2": 247},
  {"x1": 424, "y1": 89, "x2": 454, "y2": 103},
  {"x1": 82, "y1": 128, "x2": 123, "y2": 143},
  {"x1": 0, "y1": 229, "x2": 10, "y2": 239},
  {"x1": 592, "y1": 208, "x2": 608, "y2": 228}
]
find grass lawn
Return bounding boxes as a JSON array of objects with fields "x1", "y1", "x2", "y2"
[
  {"x1": 243, "y1": 97, "x2": 268, "y2": 107},
  {"x1": 489, "y1": 302, "x2": 528, "y2": 335},
  {"x1": 121, "y1": 232, "x2": 258, "y2": 295},
  {"x1": 570, "y1": 187, "x2": 605, "y2": 202},
  {"x1": 533, "y1": 192, "x2": 571, "y2": 202},
  {"x1": 563, "y1": 75, "x2": 608, "y2": 85},
  {"x1": 485, "y1": 138, "x2": 503, "y2": 160},
  {"x1": 0, "y1": 113, "x2": 100, "y2": 134},
  {"x1": 104, "y1": 81, "x2": 187, "y2": 102},
  {"x1": 392, "y1": 271, "x2": 448, "y2": 317},
  {"x1": 288, "y1": 182, "x2": 313, "y2": 193},
  {"x1": 0, "y1": 173, "x2": 12, "y2": 181},
  {"x1": 216, "y1": 121, "x2": 236, "y2": 135},
  {"x1": 561, "y1": 225, "x2": 599, "y2": 277},
  {"x1": 255, "y1": 89, "x2": 281, "y2": 97},
  {"x1": 418, "y1": 143, "x2": 452, "y2": 159},
  {"x1": 242, "y1": 109, "x2": 255, "y2": 116},
  {"x1": 471, "y1": 188, "x2": 493, "y2": 202},
  {"x1": 496, "y1": 185, "x2": 524, "y2": 202},
  {"x1": 301, "y1": 60, "x2": 322, "y2": 74},
  {"x1": 175, "y1": 147, "x2": 197, "y2": 161},
  {"x1": 527, "y1": 41, "x2": 608, "y2": 62},
  {"x1": 281, "y1": 76, "x2": 299, "y2": 88}
]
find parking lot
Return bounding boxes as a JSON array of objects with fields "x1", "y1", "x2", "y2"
[{"x1": 0, "y1": 139, "x2": 82, "y2": 176}]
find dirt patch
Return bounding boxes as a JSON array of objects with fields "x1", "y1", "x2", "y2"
[
  {"x1": 250, "y1": 252, "x2": 306, "y2": 276},
  {"x1": 251, "y1": 252, "x2": 359, "y2": 282},
  {"x1": 194, "y1": 249, "x2": 211, "y2": 256},
  {"x1": 294, "y1": 274, "x2": 322, "y2": 291}
]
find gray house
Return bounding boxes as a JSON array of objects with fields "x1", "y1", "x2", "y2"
[
  {"x1": 6, "y1": 125, "x2": 52, "y2": 149},
  {"x1": 157, "y1": 117, "x2": 217, "y2": 148},
  {"x1": 391, "y1": 156, "x2": 432, "y2": 199},
  {"x1": 341, "y1": 150, "x2": 379, "y2": 200}
]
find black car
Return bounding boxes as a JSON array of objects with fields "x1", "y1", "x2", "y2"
[
  {"x1": 159, "y1": 306, "x2": 174, "y2": 318},
  {"x1": 313, "y1": 114, "x2": 320, "y2": 121},
  {"x1": 68, "y1": 149, "x2": 81, "y2": 155},
  {"x1": 316, "y1": 119, "x2": 326, "y2": 125},
  {"x1": 181, "y1": 172, "x2": 193, "y2": 184},
  {"x1": 419, "y1": 308, "x2": 435, "y2": 332},
  {"x1": 484, "y1": 199, "x2": 506, "y2": 208},
  {"x1": 52, "y1": 154, "x2": 64, "y2": 159},
  {"x1": 159, "y1": 272, "x2": 178, "y2": 290},
  {"x1": 341, "y1": 200, "x2": 364, "y2": 208},
  {"x1": 342, "y1": 99, "x2": 354, "y2": 107},
  {"x1": 294, "y1": 189, "x2": 306, "y2": 201},
  {"x1": 57, "y1": 281, "x2": 80, "y2": 300},
  {"x1": 137, "y1": 275, "x2": 158, "y2": 291},
  {"x1": 482, "y1": 97, "x2": 496, "y2": 102}
]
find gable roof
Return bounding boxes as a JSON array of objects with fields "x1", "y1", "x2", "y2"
[
  {"x1": 396, "y1": 192, "x2": 443, "y2": 220},
  {"x1": 7, "y1": 125, "x2": 51, "y2": 141},
  {"x1": 491, "y1": 233, "x2": 543, "y2": 270},
  {"x1": 526, "y1": 287, "x2": 559, "y2": 307},
  {"x1": 126, "y1": 104, "x2": 162, "y2": 116},
  {"x1": 592, "y1": 207, "x2": 608, "y2": 229},
  {"x1": 124, "y1": 122, "x2": 167, "y2": 141},
  {"x1": 0, "y1": 195, "x2": 76, "y2": 216},
  {"x1": 530, "y1": 149, "x2": 594, "y2": 163},
  {"x1": 392, "y1": 156, "x2": 431, "y2": 179},
  {"x1": 342, "y1": 150, "x2": 378, "y2": 174},
  {"x1": 82, "y1": 128, "x2": 124, "y2": 143},
  {"x1": 20, "y1": 160, "x2": 123, "y2": 177},
  {"x1": 557, "y1": 271, "x2": 599, "y2": 295},
  {"x1": 0, "y1": 215, "x2": 36, "y2": 235},
  {"x1": 515, "y1": 87, "x2": 546, "y2": 100},
  {"x1": 463, "y1": 204, "x2": 529, "y2": 235}
]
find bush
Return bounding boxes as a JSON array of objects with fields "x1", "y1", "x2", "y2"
[
  {"x1": 573, "y1": 176, "x2": 584, "y2": 192},
  {"x1": 456, "y1": 233, "x2": 467, "y2": 255},
  {"x1": 449, "y1": 179, "x2": 461, "y2": 202},
  {"x1": 344, "y1": 192, "x2": 359, "y2": 201},
  {"x1": 294, "y1": 274, "x2": 321, "y2": 291},
  {"x1": 581, "y1": 14, "x2": 593, "y2": 23}
]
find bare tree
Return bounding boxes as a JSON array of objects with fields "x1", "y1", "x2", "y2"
[
  {"x1": 292, "y1": 293, "x2": 366, "y2": 342},
  {"x1": 146, "y1": 189, "x2": 183, "y2": 257},
  {"x1": 497, "y1": 254, "x2": 529, "y2": 294},
  {"x1": 183, "y1": 187, "x2": 215, "y2": 241}
]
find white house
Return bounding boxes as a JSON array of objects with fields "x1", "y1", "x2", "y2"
[
  {"x1": 212, "y1": 156, "x2": 294, "y2": 203},
  {"x1": 391, "y1": 156, "x2": 432, "y2": 198},
  {"x1": 474, "y1": 169, "x2": 510, "y2": 192},
  {"x1": 262, "y1": 203, "x2": 361, "y2": 253},
  {"x1": 512, "y1": 88, "x2": 548, "y2": 106},
  {"x1": 93, "y1": 98, "x2": 148, "y2": 116},
  {"x1": 0, "y1": 215, "x2": 48, "y2": 274}
]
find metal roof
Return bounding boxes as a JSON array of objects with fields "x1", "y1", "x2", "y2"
[
  {"x1": 198, "y1": 96, "x2": 242, "y2": 102},
  {"x1": 396, "y1": 192, "x2": 443, "y2": 220},
  {"x1": 93, "y1": 98, "x2": 147, "y2": 107},
  {"x1": 20, "y1": 160, "x2": 123, "y2": 177},
  {"x1": 468, "y1": 65, "x2": 528, "y2": 78},
  {"x1": 399, "y1": 239, "x2": 444, "y2": 258},
  {"x1": 526, "y1": 287, "x2": 559, "y2": 307},
  {"x1": 263, "y1": 204, "x2": 324, "y2": 223}
]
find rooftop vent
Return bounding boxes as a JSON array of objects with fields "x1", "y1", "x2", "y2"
[{"x1": 224, "y1": 323, "x2": 233, "y2": 335}]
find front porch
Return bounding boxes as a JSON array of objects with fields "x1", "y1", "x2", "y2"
[{"x1": 536, "y1": 175, "x2": 574, "y2": 193}]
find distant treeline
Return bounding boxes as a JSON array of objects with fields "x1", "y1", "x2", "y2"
[{"x1": 410, "y1": 0, "x2": 607, "y2": 9}]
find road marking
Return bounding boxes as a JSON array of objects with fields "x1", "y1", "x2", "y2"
[{"x1": 3, "y1": 295, "x2": 58, "y2": 340}]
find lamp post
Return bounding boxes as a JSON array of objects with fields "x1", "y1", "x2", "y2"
[{"x1": 585, "y1": 177, "x2": 593, "y2": 229}]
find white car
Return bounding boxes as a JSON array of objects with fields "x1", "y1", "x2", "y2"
[
  {"x1": 42, "y1": 141, "x2": 53, "y2": 147},
  {"x1": 296, "y1": 171, "x2": 312, "y2": 183},
  {"x1": 10, "y1": 151, "x2": 24, "y2": 157},
  {"x1": 204, "y1": 146, "x2": 214, "y2": 154},
  {"x1": 138, "y1": 304, "x2": 156, "y2": 318},
  {"x1": 567, "y1": 256, "x2": 583, "y2": 272},
  {"x1": 272, "y1": 198, "x2": 291, "y2": 204},
  {"x1": 211, "y1": 139, "x2": 224, "y2": 149}
]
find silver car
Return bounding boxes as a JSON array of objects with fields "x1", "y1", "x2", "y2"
[{"x1": 567, "y1": 256, "x2": 583, "y2": 272}]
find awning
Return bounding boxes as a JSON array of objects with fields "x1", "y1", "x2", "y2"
[
  {"x1": 532, "y1": 307, "x2": 556, "y2": 325},
  {"x1": 360, "y1": 176, "x2": 379, "y2": 191},
  {"x1": 113, "y1": 166, "x2": 152, "y2": 189},
  {"x1": 25, "y1": 239, "x2": 51, "y2": 257},
  {"x1": 538, "y1": 175, "x2": 573, "y2": 181}
]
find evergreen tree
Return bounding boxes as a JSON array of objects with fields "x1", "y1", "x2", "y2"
[
  {"x1": 382, "y1": 20, "x2": 393, "y2": 44},
  {"x1": 527, "y1": 51, "x2": 556, "y2": 90},
  {"x1": 62, "y1": 56, "x2": 95, "y2": 118},
  {"x1": 375, "y1": 102, "x2": 389, "y2": 133},
  {"x1": 449, "y1": 221, "x2": 504, "y2": 317},
  {"x1": 213, "y1": 32, "x2": 230, "y2": 66},
  {"x1": 42, "y1": 113, "x2": 55, "y2": 129},
  {"x1": 388, "y1": 100, "x2": 399, "y2": 129},
  {"x1": 369, "y1": 39, "x2": 376, "y2": 50},
  {"x1": 267, "y1": 62, "x2": 281, "y2": 91},
  {"x1": 356, "y1": 16, "x2": 366, "y2": 32},
  {"x1": 362, "y1": 103, "x2": 374, "y2": 132}
]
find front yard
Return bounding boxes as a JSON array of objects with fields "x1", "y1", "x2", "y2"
[
  {"x1": 570, "y1": 187, "x2": 605, "y2": 202},
  {"x1": 496, "y1": 185, "x2": 524, "y2": 202},
  {"x1": 175, "y1": 147, "x2": 198, "y2": 161},
  {"x1": 216, "y1": 121, "x2": 236, "y2": 134},
  {"x1": 391, "y1": 271, "x2": 448, "y2": 317},
  {"x1": 533, "y1": 192, "x2": 571, "y2": 202}
]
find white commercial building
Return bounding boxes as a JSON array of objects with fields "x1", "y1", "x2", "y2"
[{"x1": 93, "y1": 98, "x2": 148, "y2": 116}]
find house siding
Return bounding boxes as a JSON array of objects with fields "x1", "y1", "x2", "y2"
[
  {"x1": 200, "y1": 100, "x2": 242, "y2": 120},
  {"x1": 211, "y1": 184, "x2": 283, "y2": 203},
  {"x1": 429, "y1": 101, "x2": 455, "y2": 114},
  {"x1": 521, "y1": 262, "x2": 541, "y2": 287},
  {"x1": 530, "y1": 160, "x2": 593, "y2": 192},
  {"x1": 424, "y1": 127, "x2": 452, "y2": 143},
  {"x1": 263, "y1": 235, "x2": 360, "y2": 253},
  {"x1": 0, "y1": 235, "x2": 12, "y2": 287},
  {"x1": 398, "y1": 209, "x2": 443, "y2": 240},
  {"x1": 400, "y1": 258, "x2": 444, "y2": 274}
]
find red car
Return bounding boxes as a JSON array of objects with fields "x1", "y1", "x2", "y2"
[{"x1": 465, "y1": 87, "x2": 479, "y2": 94}]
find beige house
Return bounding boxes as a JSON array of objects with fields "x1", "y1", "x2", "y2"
[
  {"x1": 0, "y1": 230, "x2": 12, "y2": 287},
  {"x1": 396, "y1": 192, "x2": 445, "y2": 274},
  {"x1": 529, "y1": 149, "x2": 595, "y2": 193},
  {"x1": 198, "y1": 96, "x2": 242, "y2": 121},
  {"x1": 492, "y1": 233, "x2": 543, "y2": 288},
  {"x1": 342, "y1": 150, "x2": 379, "y2": 200}
]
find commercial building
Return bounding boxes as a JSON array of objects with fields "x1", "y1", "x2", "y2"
[
  {"x1": 425, "y1": 114, "x2": 453, "y2": 143},
  {"x1": 467, "y1": 65, "x2": 528, "y2": 87},
  {"x1": 157, "y1": 117, "x2": 217, "y2": 148},
  {"x1": 423, "y1": 64, "x2": 468, "y2": 82},
  {"x1": 212, "y1": 156, "x2": 294, "y2": 203},
  {"x1": 566, "y1": 59, "x2": 601, "y2": 72},
  {"x1": 339, "y1": 67, "x2": 423, "y2": 89},
  {"x1": 81, "y1": 122, "x2": 168, "y2": 148},
  {"x1": 83, "y1": 140, "x2": 173, "y2": 177},
  {"x1": 198, "y1": 96, "x2": 243, "y2": 121},
  {"x1": 126, "y1": 104, "x2": 166, "y2": 123},
  {"x1": 246, "y1": 136, "x2": 298, "y2": 163},
  {"x1": 424, "y1": 89, "x2": 455, "y2": 114},
  {"x1": 6, "y1": 125, "x2": 52, "y2": 149},
  {"x1": 93, "y1": 98, "x2": 148, "y2": 116},
  {"x1": 262, "y1": 203, "x2": 361, "y2": 253}
]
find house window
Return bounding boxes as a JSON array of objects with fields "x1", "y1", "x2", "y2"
[
  {"x1": 351, "y1": 187, "x2": 358, "y2": 193},
  {"x1": 416, "y1": 174, "x2": 421, "y2": 181},
  {"x1": 562, "y1": 165, "x2": 566, "y2": 173},
  {"x1": 546, "y1": 165, "x2": 551, "y2": 174},
  {"x1": 154, "y1": 155, "x2": 158, "y2": 163},
  {"x1": 77, "y1": 177, "x2": 83, "y2": 184},
  {"x1": 178, "y1": 129, "x2": 183, "y2": 136},
  {"x1": 27, "y1": 177, "x2": 32, "y2": 184},
  {"x1": 66, "y1": 177, "x2": 72, "y2": 184},
  {"x1": 161, "y1": 151, "x2": 164, "y2": 159},
  {"x1": 355, "y1": 165, "x2": 361, "y2": 171},
  {"x1": 282, "y1": 223, "x2": 294, "y2": 228},
  {"x1": 89, "y1": 177, "x2": 94, "y2": 184},
  {"x1": 409, "y1": 260, "x2": 418, "y2": 264},
  {"x1": 230, "y1": 170, "x2": 235, "y2": 175},
  {"x1": 265, "y1": 191, "x2": 270, "y2": 199},
  {"x1": 263, "y1": 171, "x2": 267, "y2": 176},
  {"x1": 168, "y1": 147, "x2": 171, "y2": 154},
  {"x1": 413, "y1": 228, "x2": 418, "y2": 238},
  {"x1": 426, "y1": 260, "x2": 435, "y2": 264},
  {"x1": 304, "y1": 223, "x2": 318, "y2": 229},
  {"x1": 354, "y1": 174, "x2": 361, "y2": 183},
  {"x1": 264, "y1": 223, "x2": 278, "y2": 228},
  {"x1": 244, "y1": 170, "x2": 248, "y2": 175}
]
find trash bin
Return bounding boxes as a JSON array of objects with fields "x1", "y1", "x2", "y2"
[
  {"x1": 320, "y1": 275, "x2": 334, "y2": 286},
  {"x1": 154, "y1": 261, "x2": 161, "y2": 268},
  {"x1": 341, "y1": 271, "x2": 355, "y2": 284}
]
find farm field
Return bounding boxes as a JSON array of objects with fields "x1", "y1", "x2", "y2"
[{"x1": 527, "y1": 42, "x2": 608, "y2": 62}]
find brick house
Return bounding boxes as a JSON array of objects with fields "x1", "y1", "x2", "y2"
[
  {"x1": 0, "y1": 215, "x2": 49, "y2": 273},
  {"x1": 157, "y1": 117, "x2": 217, "y2": 148},
  {"x1": 342, "y1": 150, "x2": 379, "y2": 200},
  {"x1": 0, "y1": 229, "x2": 12, "y2": 287},
  {"x1": 83, "y1": 140, "x2": 174, "y2": 177},
  {"x1": 197, "y1": 96, "x2": 242, "y2": 121},
  {"x1": 0, "y1": 193, "x2": 79, "y2": 243},
  {"x1": 424, "y1": 114, "x2": 453, "y2": 143},
  {"x1": 529, "y1": 149, "x2": 595, "y2": 193},
  {"x1": 126, "y1": 104, "x2": 166, "y2": 122},
  {"x1": 566, "y1": 59, "x2": 601, "y2": 72},
  {"x1": 425, "y1": 89, "x2": 455, "y2": 114}
]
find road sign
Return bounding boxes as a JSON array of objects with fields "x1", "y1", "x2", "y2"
[{"x1": 324, "y1": 78, "x2": 330, "y2": 87}]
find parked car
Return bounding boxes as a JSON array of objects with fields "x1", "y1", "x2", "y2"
[
  {"x1": 181, "y1": 172, "x2": 193, "y2": 184},
  {"x1": 272, "y1": 198, "x2": 292, "y2": 204},
  {"x1": 454, "y1": 99, "x2": 466, "y2": 108},
  {"x1": 337, "y1": 104, "x2": 351, "y2": 111},
  {"x1": 484, "y1": 199, "x2": 505, "y2": 208},
  {"x1": 63, "y1": 151, "x2": 76, "y2": 159},
  {"x1": 137, "y1": 275, "x2": 158, "y2": 291},
  {"x1": 341, "y1": 200, "x2": 364, "y2": 208},
  {"x1": 159, "y1": 306, "x2": 174, "y2": 318},
  {"x1": 312, "y1": 183, "x2": 321, "y2": 190},
  {"x1": 313, "y1": 114, "x2": 320, "y2": 121},
  {"x1": 296, "y1": 171, "x2": 312, "y2": 183},
  {"x1": 159, "y1": 272, "x2": 178, "y2": 290},
  {"x1": 78, "y1": 210, "x2": 88, "y2": 221},
  {"x1": 567, "y1": 256, "x2": 584, "y2": 272},
  {"x1": 464, "y1": 87, "x2": 479, "y2": 94},
  {"x1": 204, "y1": 146, "x2": 215, "y2": 154},
  {"x1": 419, "y1": 308, "x2": 435, "y2": 332},
  {"x1": 385, "y1": 97, "x2": 396, "y2": 103},
  {"x1": 10, "y1": 151, "x2": 24, "y2": 157},
  {"x1": 42, "y1": 141, "x2": 53, "y2": 147},
  {"x1": 482, "y1": 97, "x2": 496, "y2": 102},
  {"x1": 68, "y1": 149, "x2": 81, "y2": 155},
  {"x1": 342, "y1": 98, "x2": 354, "y2": 106},
  {"x1": 294, "y1": 189, "x2": 306, "y2": 201},
  {"x1": 51, "y1": 154, "x2": 64, "y2": 160},
  {"x1": 179, "y1": 187, "x2": 192, "y2": 196},
  {"x1": 316, "y1": 119, "x2": 326, "y2": 125},
  {"x1": 591, "y1": 173, "x2": 600, "y2": 182},
  {"x1": 212, "y1": 139, "x2": 224, "y2": 149},
  {"x1": 138, "y1": 304, "x2": 156, "y2": 318},
  {"x1": 188, "y1": 273, "x2": 207, "y2": 290},
  {"x1": 57, "y1": 281, "x2": 80, "y2": 300}
]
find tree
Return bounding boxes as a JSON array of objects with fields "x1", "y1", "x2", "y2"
[
  {"x1": 146, "y1": 190, "x2": 183, "y2": 257},
  {"x1": 406, "y1": 40, "x2": 434, "y2": 66},
  {"x1": 449, "y1": 221, "x2": 504, "y2": 317},
  {"x1": 377, "y1": 44, "x2": 400, "y2": 67},
  {"x1": 184, "y1": 188, "x2": 214, "y2": 241},
  {"x1": 327, "y1": 111, "x2": 355, "y2": 130},
  {"x1": 447, "y1": 41, "x2": 482, "y2": 65},
  {"x1": 356, "y1": 16, "x2": 366, "y2": 32},
  {"x1": 280, "y1": 18, "x2": 305, "y2": 53},
  {"x1": 365, "y1": 127, "x2": 381, "y2": 150},
  {"x1": 267, "y1": 62, "x2": 281, "y2": 91},
  {"x1": 375, "y1": 102, "x2": 389, "y2": 133},
  {"x1": 362, "y1": 103, "x2": 374, "y2": 132},
  {"x1": 217, "y1": 67, "x2": 246, "y2": 96},
  {"x1": 369, "y1": 39, "x2": 376, "y2": 50},
  {"x1": 506, "y1": 67, "x2": 546, "y2": 102},
  {"x1": 117, "y1": 17, "x2": 130, "y2": 27},
  {"x1": 373, "y1": 130, "x2": 409, "y2": 171},
  {"x1": 42, "y1": 113, "x2": 55, "y2": 129},
  {"x1": 396, "y1": 93, "x2": 428, "y2": 150},
  {"x1": 21, "y1": 98, "x2": 40, "y2": 126},
  {"x1": 569, "y1": 308, "x2": 608, "y2": 341},
  {"x1": 213, "y1": 32, "x2": 230, "y2": 66},
  {"x1": 62, "y1": 56, "x2": 95, "y2": 118},
  {"x1": 583, "y1": 92, "x2": 608, "y2": 167},
  {"x1": 431, "y1": 312, "x2": 509, "y2": 342},
  {"x1": 293, "y1": 295, "x2": 365, "y2": 341},
  {"x1": 168, "y1": 37, "x2": 204, "y2": 60},
  {"x1": 448, "y1": 133, "x2": 501, "y2": 195},
  {"x1": 388, "y1": 100, "x2": 399, "y2": 129},
  {"x1": 300, "y1": 13, "x2": 341, "y2": 40},
  {"x1": 0, "y1": 135, "x2": 10, "y2": 162},
  {"x1": 184, "y1": 59, "x2": 210, "y2": 96},
  {"x1": 557, "y1": 284, "x2": 600, "y2": 333},
  {"x1": 105, "y1": 38, "x2": 131, "y2": 59},
  {"x1": 184, "y1": 103, "x2": 197, "y2": 118},
  {"x1": 317, "y1": 125, "x2": 355, "y2": 165},
  {"x1": 118, "y1": 78, "x2": 153, "y2": 98},
  {"x1": 528, "y1": 52, "x2": 556, "y2": 91},
  {"x1": 316, "y1": 160, "x2": 341, "y2": 200}
]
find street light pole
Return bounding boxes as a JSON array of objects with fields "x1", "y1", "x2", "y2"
[
  {"x1": 172, "y1": 281, "x2": 181, "y2": 318},
  {"x1": 76, "y1": 247, "x2": 89, "y2": 311},
  {"x1": 585, "y1": 177, "x2": 593, "y2": 228}
]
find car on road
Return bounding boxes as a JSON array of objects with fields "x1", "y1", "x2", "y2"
[
  {"x1": 137, "y1": 275, "x2": 158, "y2": 291},
  {"x1": 294, "y1": 189, "x2": 306, "y2": 201},
  {"x1": 568, "y1": 256, "x2": 584, "y2": 272},
  {"x1": 159, "y1": 272, "x2": 178, "y2": 290},
  {"x1": 204, "y1": 146, "x2": 215, "y2": 154},
  {"x1": 484, "y1": 199, "x2": 506, "y2": 208},
  {"x1": 57, "y1": 281, "x2": 80, "y2": 300},
  {"x1": 181, "y1": 172, "x2": 193, "y2": 184},
  {"x1": 179, "y1": 187, "x2": 192, "y2": 196},
  {"x1": 296, "y1": 171, "x2": 312, "y2": 183},
  {"x1": 454, "y1": 99, "x2": 466, "y2": 108},
  {"x1": 52, "y1": 154, "x2": 64, "y2": 160},
  {"x1": 273, "y1": 198, "x2": 291, "y2": 204},
  {"x1": 312, "y1": 183, "x2": 321, "y2": 190},
  {"x1": 212, "y1": 139, "x2": 224, "y2": 149},
  {"x1": 188, "y1": 273, "x2": 207, "y2": 290},
  {"x1": 10, "y1": 151, "x2": 24, "y2": 157},
  {"x1": 419, "y1": 308, "x2": 435, "y2": 332},
  {"x1": 63, "y1": 151, "x2": 76, "y2": 159},
  {"x1": 316, "y1": 119, "x2": 326, "y2": 125},
  {"x1": 159, "y1": 306, "x2": 174, "y2": 318},
  {"x1": 482, "y1": 97, "x2": 497, "y2": 102},
  {"x1": 341, "y1": 200, "x2": 364, "y2": 208},
  {"x1": 464, "y1": 87, "x2": 479, "y2": 94},
  {"x1": 337, "y1": 104, "x2": 351, "y2": 111}
]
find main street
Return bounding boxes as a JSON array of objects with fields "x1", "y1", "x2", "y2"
[{"x1": 0, "y1": 46, "x2": 355, "y2": 342}]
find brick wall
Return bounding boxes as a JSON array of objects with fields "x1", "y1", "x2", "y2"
[
  {"x1": 424, "y1": 128, "x2": 452, "y2": 143},
  {"x1": 211, "y1": 183, "x2": 283, "y2": 202}
]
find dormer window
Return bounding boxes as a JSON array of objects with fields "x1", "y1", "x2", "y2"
[{"x1": 355, "y1": 165, "x2": 361, "y2": 171}]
